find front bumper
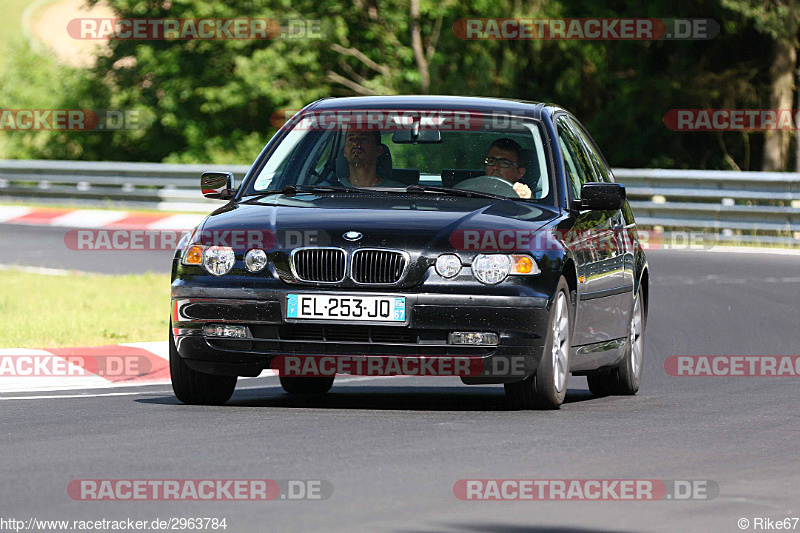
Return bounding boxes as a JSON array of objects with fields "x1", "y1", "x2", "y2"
[{"x1": 171, "y1": 285, "x2": 551, "y2": 384}]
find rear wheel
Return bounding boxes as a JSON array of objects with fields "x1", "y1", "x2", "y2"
[
  {"x1": 587, "y1": 291, "x2": 645, "y2": 396},
  {"x1": 170, "y1": 326, "x2": 237, "y2": 405},
  {"x1": 280, "y1": 376, "x2": 335, "y2": 395},
  {"x1": 505, "y1": 278, "x2": 572, "y2": 410}
]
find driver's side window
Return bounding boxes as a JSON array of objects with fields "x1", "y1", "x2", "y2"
[
  {"x1": 313, "y1": 136, "x2": 335, "y2": 176},
  {"x1": 557, "y1": 119, "x2": 585, "y2": 200},
  {"x1": 557, "y1": 117, "x2": 595, "y2": 200}
]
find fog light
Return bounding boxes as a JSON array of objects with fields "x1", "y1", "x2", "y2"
[
  {"x1": 245, "y1": 249, "x2": 268, "y2": 272},
  {"x1": 203, "y1": 324, "x2": 249, "y2": 338},
  {"x1": 449, "y1": 332, "x2": 499, "y2": 346}
]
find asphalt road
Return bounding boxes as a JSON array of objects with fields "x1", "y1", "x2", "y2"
[
  {"x1": 0, "y1": 224, "x2": 175, "y2": 274},
  {"x1": 1, "y1": 226, "x2": 799, "y2": 532}
]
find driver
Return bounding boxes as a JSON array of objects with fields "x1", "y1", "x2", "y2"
[
  {"x1": 484, "y1": 138, "x2": 531, "y2": 199},
  {"x1": 341, "y1": 130, "x2": 404, "y2": 188}
]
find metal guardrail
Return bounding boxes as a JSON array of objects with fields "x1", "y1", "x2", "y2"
[
  {"x1": 615, "y1": 169, "x2": 800, "y2": 243},
  {"x1": 0, "y1": 160, "x2": 798, "y2": 244},
  {"x1": 0, "y1": 159, "x2": 252, "y2": 212}
]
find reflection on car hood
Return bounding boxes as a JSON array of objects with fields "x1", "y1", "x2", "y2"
[{"x1": 201, "y1": 193, "x2": 559, "y2": 252}]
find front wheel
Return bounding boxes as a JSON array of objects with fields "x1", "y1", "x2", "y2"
[
  {"x1": 587, "y1": 291, "x2": 645, "y2": 396},
  {"x1": 505, "y1": 277, "x2": 572, "y2": 410},
  {"x1": 170, "y1": 326, "x2": 237, "y2": 405}
]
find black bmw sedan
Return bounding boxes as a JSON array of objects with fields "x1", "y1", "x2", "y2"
[{"x1": 170, "y1": 95, "x2": 649, "y2": 410}]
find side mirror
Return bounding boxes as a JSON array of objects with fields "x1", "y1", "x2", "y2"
[
  {"x1": 574, "y1": 182, "x2": 626, "y2": 211},
  {"x1": 201, "y1": 172, "x2": 236, "y2": 200}
]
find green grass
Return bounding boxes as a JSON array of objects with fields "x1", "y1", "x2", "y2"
[{"x1": 0, "y1": 269, "x2": 171, "y2": 348}]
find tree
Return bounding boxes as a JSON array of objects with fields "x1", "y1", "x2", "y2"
[{"x1": 722, "y1": 0, "x2": 799, "y2": 170}]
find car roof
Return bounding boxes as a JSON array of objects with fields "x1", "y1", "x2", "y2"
[{"x1": 306, "y1": 95, "x2": 564, "y2": 120}]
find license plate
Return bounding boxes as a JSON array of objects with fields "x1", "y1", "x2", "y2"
[{"x1": 286, "y1": 294, "x2": 406, "y2": 322}]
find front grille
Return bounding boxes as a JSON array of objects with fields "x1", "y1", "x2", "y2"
[
  {"x1": 351, "y1": 249, "x2": 407, "y2": 284},
  {"x1": 292, "y1": 248, "x2": 345, "y2": 282}
]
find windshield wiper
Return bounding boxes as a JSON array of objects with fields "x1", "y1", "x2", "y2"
[
  {"x1": 243, "y1": 185, "x2": 372, "y2": 199},
  {"x1": 403, "y1": 184, "x2": 510, "y2": 201}
]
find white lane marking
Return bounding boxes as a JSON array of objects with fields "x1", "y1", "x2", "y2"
[
  {"x1": 0, "y1": 264, "x2": 72, "y2": 276},
  {"x1": 0, "y1": 206, "x2": 33, "y2": 222},
  {"x1": 0, "y1": 374, "x2": 410, "y2": 400},
  {"x1": 333, "y1": 375, "x2": 408, "y2": 384},
  {"x1": 657, "y1": 274, "x2": 800, "y2": 285},
  {"x1": 146, "y1": 214, "x2": 205, "y2": 230},
  {"x1": 0, "y1": 378, "x2": 174, "y2": 394},
  {"x1": 657, "y1": 246, "x2": 800, "y2": 256},
  {"x1": 0, "y1": 391, "x2": 149, "y2": 401},
  {"x1": 48, "y1": 210, "x2": 129, "y2": 228}
]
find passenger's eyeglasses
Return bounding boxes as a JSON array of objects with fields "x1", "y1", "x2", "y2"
[{"x1": 485, "y1": 157, "x2": 518, "y2": 168}]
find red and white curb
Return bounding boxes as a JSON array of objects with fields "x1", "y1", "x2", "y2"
[
  {"x1": 0, "y1": 342, "x2": 171, "y2": 393},
  {"x1": 0, "y1": 206, "x2": 205, "y2": 230},
  {"x1": 0, "y1": 341, "x2": 280, "y2": 395}
]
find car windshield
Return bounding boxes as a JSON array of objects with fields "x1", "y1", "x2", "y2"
[{"x1": 243, "y1": 109, "x2": 553, "y2": 202}]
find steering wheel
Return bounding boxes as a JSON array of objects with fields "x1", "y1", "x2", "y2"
[
  {"x1": 453, "y1": 175, "x2": 519, "y2": 198},
  {"x1": 308, "y1": 168, "x2": 343, "y2": 188}
]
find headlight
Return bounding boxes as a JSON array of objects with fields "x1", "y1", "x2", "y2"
[
  {"x1": 203, "y1": 246, "x2": 235, "y2": 276},
  {"x1": 435, "y1": 254, "x2": 462, "y2": 278},
  {"x1": 245, "y1": 249, "x2": 268, "y2": 272},
  {"x1": 472, "y1": 254, "x2": 512, "y2": 284}
]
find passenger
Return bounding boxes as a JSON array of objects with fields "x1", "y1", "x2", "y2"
[
  {"x1": 341, "y1": 130, "x2": 405, "y2": 188},
  {"x1": 484, "y1": 138, "x2": 531, "y2": 199}
]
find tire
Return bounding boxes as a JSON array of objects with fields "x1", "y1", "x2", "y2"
[
  {"x1": 169, "y1": 326, "x2": 237, "y2": 405},
  {"x1": 505, "y1": 277, "x2": 572, "y2": 410},
  {"x1": 587, "y1": 291, "x2": 645, "y2": 396},
  {"x1": 279, "y1": 376, "x2": 335, "y2": 395}
]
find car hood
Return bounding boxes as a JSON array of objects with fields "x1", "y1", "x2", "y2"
[{"x1": 200, "y1": 193, "x2": 559, "y2": 254}]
